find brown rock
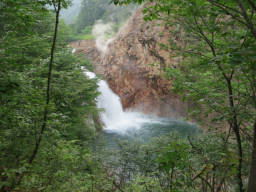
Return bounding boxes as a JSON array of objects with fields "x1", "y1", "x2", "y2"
[{"x1": 71, "y1": 7, "x2": 188, "y2": 118}]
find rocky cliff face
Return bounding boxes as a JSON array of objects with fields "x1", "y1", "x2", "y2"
[
  {"x1": 70, "y1": 39, "x2": 101, "y2": 64},
  {"x1": 72, "y1": 8, "x2": 188, "y2": 118}
]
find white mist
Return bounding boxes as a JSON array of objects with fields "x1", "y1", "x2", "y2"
[
  {"x1": 92, "y1": 20, "x2": 114, "y2": 54},
  {"x1": 84, "y1": 71, "x2": 162, "y2": 134}
]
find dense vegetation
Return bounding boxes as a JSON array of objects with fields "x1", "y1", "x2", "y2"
[
  {"x1": 67, "y1": 0, "x2": 137, "y2": 41},
  {"x1": 1, "y1": 0, "x2": 256, "y2": 192},
  {"x1": 112, "y1": 0, "x2": 256, "y2": 191},
  {"x1": 0, "y1": 0, "x2": 101, "y2": 191}
]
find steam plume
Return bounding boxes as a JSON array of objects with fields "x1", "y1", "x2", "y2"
[{"x1": 92, "y1": 20, "x2": 114, "y2": 54}]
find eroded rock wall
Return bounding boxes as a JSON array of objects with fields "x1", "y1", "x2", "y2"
[
  {"x1": 71, "y1": 7, "x2": 188, "y2": 118},
  {"x1": 99, "y1": 8, "x2": 187, "y2": 118}
]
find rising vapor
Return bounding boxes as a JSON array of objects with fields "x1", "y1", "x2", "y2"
[{"x1": 92, "y1": 20, "x2": 114, "y2": 54}]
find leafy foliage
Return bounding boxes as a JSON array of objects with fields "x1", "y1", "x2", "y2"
[
  {"x1": 110, "y1": 0, "x2": 256, "y2": 191},
  {"x1": 1, "y1": 0, "x2": 256, "y2": 191},
  {"x1": 0, "y1": 0, "x2": 101, "y2": 191},
  {"x1": 69, "y1": 0, "x2": 137, "y2": 39}
]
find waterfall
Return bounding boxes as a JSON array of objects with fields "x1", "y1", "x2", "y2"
[
  {"x1": 84, "y1": 71, "x2": 162, "y2": 134},
  {"x1": 72, "y1": 51, "x2": 197, "y2": 138}
]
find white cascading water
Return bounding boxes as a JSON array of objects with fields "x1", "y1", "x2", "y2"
[
  {"x1": 84, "y1": 70, "x2": 162, "y2": 134},
  {"x1": 72, "y1": 49, "x2": 196, "y2": 137}
]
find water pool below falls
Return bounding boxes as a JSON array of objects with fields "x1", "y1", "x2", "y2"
[{"x1": 84, "y1": 71, "x2": 198, "y2": 143}]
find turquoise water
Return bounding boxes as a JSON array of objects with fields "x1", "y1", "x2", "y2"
[
  {"x1": 99, "y1": 117, "x2": 199, "y2": 147},
  {"x1": 84, "y1": 70, "x2": 198, "y2": 147}
]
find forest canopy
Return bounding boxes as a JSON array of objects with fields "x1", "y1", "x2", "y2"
[
  {"x1": 110, "y1": 0, "x2": 256, "y2": 191},
  {"x1": 65, "y1": 0, "x2": 137, "y2": 40},
  {"x1": 0, "y1": 0, "x2": 101, "y2": 191}
]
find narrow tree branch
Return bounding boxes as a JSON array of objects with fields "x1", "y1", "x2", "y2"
[
  {"x1": 192, "y1": 166, "x2": 208, "y2": 181},
  {"x1": 236, "y1": 0, "x2": 256, "y2": 39},
  {"x1": 224, "y1": 125, "x2": 232, "y2": 147},
  {"x1": 29, "y1": 0, "x2": 61, "y2": 164},
  {"x1": 52, "y1": 0, "x2": 57, "y2": 12},
  {"x1": 193, "y1": 16, "x2": 216, "y2": 56},
  {"x1": 192, "y1": 15, "x2": 231, "y2": 83},
  {"x1": 190, "y1": 165, "x2": 213, "y2": 190},
  {"x1": 208, "y1": 0, "x2": 243, "y2": 15},
  {"x1": 226, "y1": 78, "x2": 244, "y2": 192},
  {"x1": 247, "y1": 0, "x2": 256, "y2": 12},
  {"x1": 248, "y1": 120, "x2": 256, "y2": 192},
  {"x1": 207, "y1": 0, "x2": 247, "y2": 26}
]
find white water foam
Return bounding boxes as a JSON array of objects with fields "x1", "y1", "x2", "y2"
[{"x1": 84, "y1": 70, "x2": 163, "y2": 134}]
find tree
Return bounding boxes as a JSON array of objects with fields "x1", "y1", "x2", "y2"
[
  {"x1": 74, "y1": 0, "x2": 107, "y2": 33},
  {"x1": 112, "y1": 0, "x2": 256, "y2": 191},
  {"x1": 28, "y1": 0, "x2": 63, "y2": 165},
  {"x1": 0, "y1": 0, "x2": 100, "y2": 191}
]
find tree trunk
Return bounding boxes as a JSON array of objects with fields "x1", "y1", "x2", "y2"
[
  {"x1": 226, "y1": 79, "x2": 244, "y2": 192},
  {"x1": 29, "y1": 0, "x2": 61, "y2": 164},
  {"x1": 248, "y1": 121, "x2": 256, "y2": 192},
  {"x1": 0, "y1": 1, "x2": 62, "y2": 192}
]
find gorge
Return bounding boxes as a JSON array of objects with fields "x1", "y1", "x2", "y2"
[
  {"x1": 71, "y1": 7, "x2": 189, "y2": 120},
  {"x1": 68, "y1": 1, "x2": 256, "y2": 191},
  {"x1": 83, "y1": 68, "x2": 197, "y2": 142},
  {"x1": 71, "y1": 7, "x2": 198, "y2": 139}
]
